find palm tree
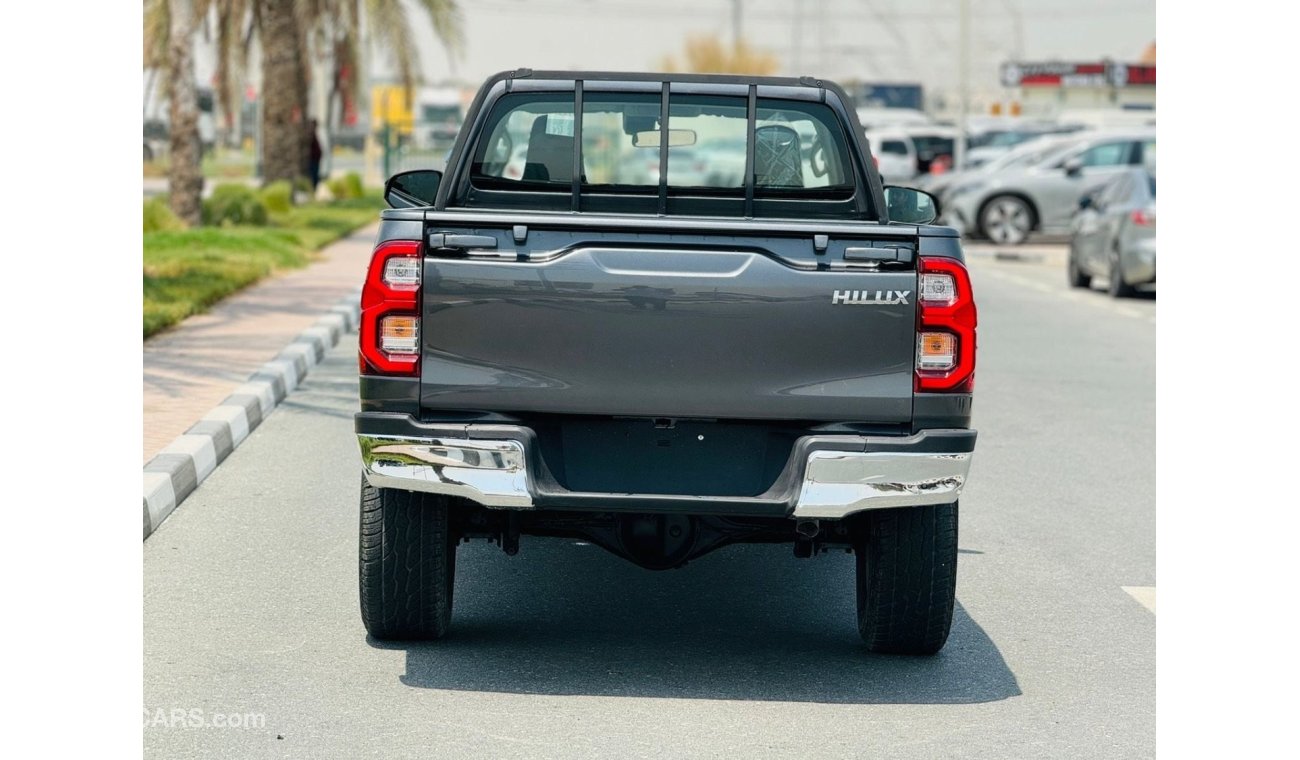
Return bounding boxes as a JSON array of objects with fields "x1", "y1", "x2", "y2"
[
  {"x1": 255, "y1": 0, "x2": 308, "y2": 184},
  {"x1": 148, "y1": 0, "x2": 464, "y2": 192},
  {"x1": 254, "y1": 0, "x2": 464, "y2": 186},
  {"x1": 164, "y1": 0, "x2": 204, "y2": 225}
]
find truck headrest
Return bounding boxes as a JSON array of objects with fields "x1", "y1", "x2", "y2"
[
  {"x1": 754, "y1": 124, "x2": 804, "y2": 188},
  {"x1": 523, "y1": 115, "x2": 575, "y2": 183}
]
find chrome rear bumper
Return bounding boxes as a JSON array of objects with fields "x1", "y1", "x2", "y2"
[
  {"x1": 795, "y1": 449, "x2": 971, "y2": 517},
  {"x1": 360, "y1": 436, "x2": 533, "y2": 508},
  {"x1": 356, "y1": 415, "x2": 974, "y2": 520}
]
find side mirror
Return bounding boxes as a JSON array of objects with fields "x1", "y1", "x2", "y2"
[
  {"x1": 1063, "y1": 157, "x2": 1084, "y2": 177},
  {"x1": 1078, "y1": 194, "x2": 1093, "y2": 210},
  {"x1": 385, "y1": 169, "x2": 442, "y2": 208},
  {"x1": 883, "y1": 185, "x2": 939, "y2": 225}
]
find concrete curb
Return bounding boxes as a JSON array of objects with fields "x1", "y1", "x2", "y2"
[{"x1": 143, "y1": 289, "x2": 362, "y2": 540}]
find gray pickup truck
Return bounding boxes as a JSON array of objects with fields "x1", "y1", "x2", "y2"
[{"x1": 355, "y1": 70, "x2": 978, "y2": 655}]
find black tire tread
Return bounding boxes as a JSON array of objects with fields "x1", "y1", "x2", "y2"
[
  {"x1": 856, "y1": 503, "x2": 958, "y2": 655},
  {"x1": 1067, "y1": 247, "x2": 1091, "y2": 288},
  {"x1": 1107, "y1": 248, "x2": 1137, "y2": 298},
  {"x1": 359, "y1": 478, "x2": 455, "y2": 640}
]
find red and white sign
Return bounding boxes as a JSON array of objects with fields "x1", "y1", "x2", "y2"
[{"x1": 1001, "y1": 61, "x2": 1156, "y2": 88}]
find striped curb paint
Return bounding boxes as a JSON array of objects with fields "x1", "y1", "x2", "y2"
[{"x1": 143, "y1": 289, "x2": 362, "y2": 540}]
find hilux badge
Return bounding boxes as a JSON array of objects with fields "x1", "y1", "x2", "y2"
[{"x1": 832, "y1": 289, "x2": 911, "y2": 305}]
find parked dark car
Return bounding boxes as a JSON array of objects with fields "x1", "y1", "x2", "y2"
[{"x1": 1068, "y1": 168, "x2": 1156, "y2": 297}]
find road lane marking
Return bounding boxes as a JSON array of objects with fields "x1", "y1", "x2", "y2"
[
  {"x1": 1122, "y1": 586, "x2": 1156, "y2": 614},
  {"x1": 976, "y1": 264, "x2": 1156, "y2": 323}
]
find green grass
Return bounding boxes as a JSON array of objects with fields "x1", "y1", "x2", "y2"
[{"x1": 143, "y1": 193, "x2": 382, "y2": 338}]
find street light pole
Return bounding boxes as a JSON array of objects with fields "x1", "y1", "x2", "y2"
[
  {"x1": 957, "y1": 0, "x2": 970, "y2": 170},
  {"x1": 792, "y1": 0, "x2": 804, "y2": 74},
  {"x1": 732, "y1": 0, "x2": 743, "y2": 48}
]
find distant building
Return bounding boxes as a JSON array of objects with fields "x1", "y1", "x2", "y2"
[{"x1": 999, "y1": 60, "x2": 1156, "y2": 121}]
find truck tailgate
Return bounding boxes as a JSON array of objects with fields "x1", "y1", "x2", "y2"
[{"x1": 420, "y1": 228, "x2": 917, "y2": 423}]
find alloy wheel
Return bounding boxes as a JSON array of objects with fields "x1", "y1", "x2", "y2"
[{"x1": 981, "y1": 197, "x2": 1032, "y2": 245}]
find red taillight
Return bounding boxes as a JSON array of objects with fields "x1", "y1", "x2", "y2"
[
  {"x1": 1131, "y1": 208, "x2": 1156, "y2": 226},
  {"x1": 915, "y1": 256, "x2": 977, "y2": 392},
  {"x1": 360, "y1": 240, "x2": 421, "y2": 376}
]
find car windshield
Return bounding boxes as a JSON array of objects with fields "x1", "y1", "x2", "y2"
[
  {"x1": 910, "y1": 135, "x2": 955, "y2": 158},
  {"x1": 990, "y1": 137, "x2": 1082, "y2": 172},
  {"x1": 969, "y1": 130, "x2": 1037, "y2": 149},
  {"x1": 988, "y1": 131, "x2": 1044, "y2": 148}
]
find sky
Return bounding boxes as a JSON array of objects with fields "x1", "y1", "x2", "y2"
[{"x1": 394, "y1": 0, "x2": 1156, "y2": 100}]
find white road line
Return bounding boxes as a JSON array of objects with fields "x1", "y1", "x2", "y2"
[
  {"x1": 1122, "y1": 586, "x2": 1156, "y2": 614},
  {"x1": 976, "y1": 263, "x2": 1156, "y2": 322}
]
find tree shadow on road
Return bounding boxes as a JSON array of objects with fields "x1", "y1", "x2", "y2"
[{"x1": 373, "y1": 539, "x2": 1020, "y2": 705}]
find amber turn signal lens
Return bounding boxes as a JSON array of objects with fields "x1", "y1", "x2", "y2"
[
  {"x1": 917, "y1": 332, "x2": 956, "y2": 371},
  {"x1": 379, "y1": 315, "x2": 419, "y2": 354}
]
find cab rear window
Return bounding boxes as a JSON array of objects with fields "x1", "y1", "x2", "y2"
[{"x1": 467, "y1": 90, "x2": 861, "y2": 218}]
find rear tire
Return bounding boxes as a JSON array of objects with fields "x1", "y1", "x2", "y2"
[
  {"x1": 359, "y1": 477, "x2": 457, "y2": 640},
  {"x1": 854, "y1": 503, "x2": 958, "y2": 655},
  {"x1": 1067, "y1": 245, "x2": 1092, "y2": 288},
  {"x1": 1107, "y1": 246, "x2": 1137, "y2": 298},
  {"x1": 978, "y1": 195, "x2": 1033, "y2": 245}
]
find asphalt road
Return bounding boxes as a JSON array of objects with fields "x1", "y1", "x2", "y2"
[{"x1": 143, "y1": 250, "x2": 1155, "y2": 759}]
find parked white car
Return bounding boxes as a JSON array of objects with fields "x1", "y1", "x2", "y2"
[{"x1": 864, "y1": 125, "x2": 963, "y2": 184}]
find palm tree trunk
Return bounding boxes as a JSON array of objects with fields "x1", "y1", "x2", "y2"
[
  {"x1": 166, "y1": 0, "x2": 203, "y2": 225},
  {"x1": 257, "y1": 0, "x2": 304, "y2": 184}
]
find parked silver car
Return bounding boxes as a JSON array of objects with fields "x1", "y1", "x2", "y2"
[
  {"x1": 920, "y1": 132, "x2": 1085, "y2": 209},
  {"x1": 941, "y1": 129, "x2": 1156, "y2": 244},
  {"x1": 1067, "y1": 168, "x2": 1156, "y2": 297}
]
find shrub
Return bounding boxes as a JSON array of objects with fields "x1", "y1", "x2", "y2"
[
  {"x1": 326, "y1": 176, "x2": 348, "y2": 200},
  {"x1": 202, "y1": 183, "x2": 268, "y2": 227},
  {"x1": 342, "y1": 171, "x2": 364, "y2": 199},
  {"x1": 258, "y1": 180, "x2": 294, "y2": 213},
  {"x1": 143, "y1": 197, "x2": 186, "y2": 233},
  {"x1": 328, "y1": 171, "x2": 365, "y2": 200}
]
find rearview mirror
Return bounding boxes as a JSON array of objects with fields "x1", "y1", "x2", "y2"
[
  {"x1": 883, "y1": 185, "x2": 939, "y2": 225},
  {"x1": 385, "y1": 169, "x2": 442, "y2": 208},
  {"x1": 632, "y1": 129, "x2": 697, "y2": 148},
  {"x1": 1063, "y1": 157, "x2": 1084, "y2": 177}
]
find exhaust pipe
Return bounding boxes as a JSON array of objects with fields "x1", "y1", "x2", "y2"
[{"x1": 795, "y1": 519, "x2": 820, "y2": 539}]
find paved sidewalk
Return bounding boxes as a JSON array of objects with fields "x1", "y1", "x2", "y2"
[{"x1": 143, "y1": 223, "x2": 379, "y2": 462}]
